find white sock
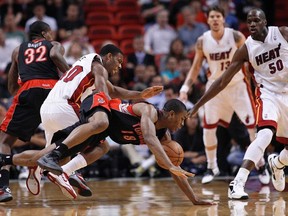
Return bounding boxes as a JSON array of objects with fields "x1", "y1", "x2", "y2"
[
  {"x1": 235, "y1": 168, "x2": 250, "y2": 183},
  {"x1": 274, "y1": 149, "x2": 288, "y2": 169},
  {"x1": 206, "y1": 148, "x2": 217, "y2": 169},
  {"x1": 62, "y1": 154, "x2": 87, "y2": 176},
  {"x1": 141, "y1": 155, "x2": 155, "y2": 170}
]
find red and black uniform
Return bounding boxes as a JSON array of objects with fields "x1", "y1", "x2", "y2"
[
  {"x1": 52, "y1": 92, "x2": 167, "y2": 158},
  {"x1": 1, "y1": 39, "x2": 60, "y2": 141}
]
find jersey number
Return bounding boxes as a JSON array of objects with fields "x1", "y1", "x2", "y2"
[
  {"x1": 62, "y1": 65, "x2": 83, "y2": 82},
  {"x1": 221, "y1": 61, "x2": 230, "y2": 71},
  {"x1": 24, "y1": 46, "x2": 47, "y2": 64},
  {"x1": 269, "y1": 60, "x2": 284, "y2": 74}
]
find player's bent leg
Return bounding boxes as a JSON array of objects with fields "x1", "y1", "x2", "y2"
[{"x1": 47, "y1": 172, "x2": 77, "y2": 199}]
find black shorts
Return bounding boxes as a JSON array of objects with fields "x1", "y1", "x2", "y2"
[
  {"x1": 1, "y1": 84, "x2": 53, "y2": 142},
  {"x1": 52, "y1": 92, "x2": 112, "y2": 157}
]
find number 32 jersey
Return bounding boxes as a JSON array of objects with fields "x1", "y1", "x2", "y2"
[
  {"x1": 245, "y1": 26, "x2": 288, "y2": 93},
  {"x1": 18, "y1": 39, "x2": 59, "y2": 82}
]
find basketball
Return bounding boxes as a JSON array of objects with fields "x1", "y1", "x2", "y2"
[{"x1": 157, "y1": 140, "x2": 184, "y2": 168}]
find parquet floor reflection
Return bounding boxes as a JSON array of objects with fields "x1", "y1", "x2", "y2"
[{"x1": 0, "y1": 176, "x2": 287, "y2": 216}]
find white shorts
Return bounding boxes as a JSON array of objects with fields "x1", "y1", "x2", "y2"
[
  {"x1": 203, "y1": 80, "x2": 255, "y2": 129},
  {"x1": 256, "y1": 87, "x2": 288, "y2": 144},
  {"x1": 40, "y1": 100, "x2": 79, "y2": 146}
]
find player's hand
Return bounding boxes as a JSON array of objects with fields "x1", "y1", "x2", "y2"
[
  {"x1": 141, "y1": 86, "x2": 163, "y2": 99},
  {"x1": 187, "y1": 106, "x2": 198, "y2": 118},
  {"x1": 169, "y1": 166, "x2": 195, "y2": 179},
  {"x1": 193, "y1": 199, "x2": 217, "y2": 205},
  {"x1": 179, "y1": 92, "x2": 188, "y2": 102}
]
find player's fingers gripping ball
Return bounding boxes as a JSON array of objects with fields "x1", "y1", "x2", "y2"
[{"x1": 157, "y1": 140, "x2": 184, "y2": 168}]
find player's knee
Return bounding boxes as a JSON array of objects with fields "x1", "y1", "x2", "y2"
[{"x1": 89, "y1": 117, "x2": 109, "y2": 134}]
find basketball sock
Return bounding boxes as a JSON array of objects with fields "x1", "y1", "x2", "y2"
[
  {"x1": 62, "y1": 154, "x2": 87, "y2": 176},
  {"x1": 55, "y1": 143, "x2": 68, "y2": 153},
  {"x1": 206, "y1": 148, "x2": 217, "y2": 169},
  {"x1": 235, "y1": 167, "x2": 249, "y2": 183},
  {"x1": 203, "y1": 128, "x2": 218, "y2": 169},
  {"x1": 141, "y1": 155, "x2": 155, "y2": 170},
  {"x1": 0, "y1": 169, "x2": 10, "y2": 187},
  {"x1": 274, "y1": 149, "x2": 288, "y2": 169}
]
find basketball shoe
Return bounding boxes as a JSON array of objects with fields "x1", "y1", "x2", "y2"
[
  {"x1": 201, "y1": 167, "x2": 220, "y2": 184},
  {"x1": 47, "y1": 172, "x2": 77, "y2": 199},
  {"x1": 0, "y1": 186, "x2": 12, "y2": 202},
  {"x1": 69, "y1": 173, "x2": 92, "y2": 197},
  {"x1": 228, "y1": 180, "x2": 249, "y2": 200},
  {"x1": 268, "y1": 154, "x2": 285, "y2": 191},
  {"x1": 26, "y1": 166, "x2": 43, "y2": 195},
  {"x1": 37, "y1": 151, "x2": 63, "y2": 175}
]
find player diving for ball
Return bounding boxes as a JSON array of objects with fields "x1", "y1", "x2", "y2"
[{"x1": 0, "y1": 92, "x2": 214, "y2": 205}]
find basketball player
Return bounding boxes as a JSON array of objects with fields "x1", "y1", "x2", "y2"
[
  {"x1": 27, "y1": 45, "x2": 163, "y2": 197},
  {"x1": 0, "y1": 96, "x2": 214, "y2": 205},
  {"x1": 188, "y1": 8, "x2": 288, "y2": 199},
  {"x1": 0, "y1": 21, "x2": 70, "y2": 202},
  {"x1": 179, "y1": 6, "x2": 269, "y2": 185}
]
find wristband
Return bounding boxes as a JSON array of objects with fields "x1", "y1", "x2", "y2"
[{"x1": 180, "y1": 85, "x2": 189, "y2": 93}]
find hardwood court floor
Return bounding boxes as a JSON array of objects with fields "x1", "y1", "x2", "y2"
[{"x1": 0, "y1": 176, "x2": 287, "y2": 216}]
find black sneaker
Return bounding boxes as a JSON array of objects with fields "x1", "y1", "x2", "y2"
[
  {"x1": 0, "y1": 186, "x2": 12, "y2": 202},
  {"x1": 37, "y1": 151, "x2": 63, "y2": 175},
  {"x1": 69, "y1": 173, "x2": 92, "y2": 197}
]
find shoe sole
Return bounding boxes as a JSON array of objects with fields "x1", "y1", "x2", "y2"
[
  {"x1": 37, "y1": 158, "x2": 63, "y2": 176},
  {"x1": 26, "y1": 166, "x2": 41, "y2": 195},
  {"x1": 47, "y1": 174, "x2": 77, "y2": 199},
  {"x1": 0, "y1": 195, "x2": 13, "y2": 202},
  {"x1": 69, "y1": 178, "x2": 92, "y2": 197}
]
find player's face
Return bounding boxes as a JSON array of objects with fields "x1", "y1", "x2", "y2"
[
  {"x1": 247, "y1": 11, "x2": 267, "y2": 39},
  {"x1": 107, "y1": 53, "x2": 123, "y2": 76},
  {"x1": 167, "y1": 110, "x2": 187, "y2": 132},
  {"x1": 207, "y1": 10, "x2": 225, "y2": 32}
]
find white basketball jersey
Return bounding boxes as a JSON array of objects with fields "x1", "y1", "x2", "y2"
[
  {"x1": 245, "y1": 26, "x2": 288, "y2": 93},
  {"x1": 46, "y1": 53, "x2": 101, "y2": 103},
  {"x1": 202, "y1": 28, "x2": 244, "y2": 85}
]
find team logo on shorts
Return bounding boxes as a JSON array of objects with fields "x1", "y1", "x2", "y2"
[{"x1": 98, "y1": 98, "x2": 105, "y2": 103}]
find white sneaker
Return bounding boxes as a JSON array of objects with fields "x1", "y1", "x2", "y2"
[
  {"x1": 228, "y1": 180, "x2": 249, "y2": 200},
  {"x1": 47, "y1": 172, "x2": 77, "y2": 199},
  {"x1": 26, "y1": 166, "x2": 42, "y2": 195},
  {"x1": 268, "y1": 154, "x2": 285, "y2": 192},
  {"x1": 258, "y1": 165, "x2": 270, "y2": 185},
  {"x1": 228, "y1": 200, "x2": 248, "y2": 215},
  {"x1": 201, "y1": 167, "x2": 220, "y2": 184}
]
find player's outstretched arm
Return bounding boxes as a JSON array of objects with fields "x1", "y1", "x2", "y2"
[
  {"x1": 171, "y1": 172, "x2": 215, "y2": 205},
  {"x1": 135, "y1": 103, "x2": 193, "y2": 178},
  {"x1": 179, "y1": 37, "x2": 205, "y2": 102},
  {"x1": 109, "y1": 83, "x2": 163, "y2": 100},
  {"x1": 50, "y1": 41, "x2": 70, "y2": 73}
]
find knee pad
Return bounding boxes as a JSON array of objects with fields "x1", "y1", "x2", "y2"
[
  {"x1": 244, "y1": 128, "x2": 273, "y2": 164},
  {"x1": 203, "y1": 128, "x2": 217, "y2": 147}
]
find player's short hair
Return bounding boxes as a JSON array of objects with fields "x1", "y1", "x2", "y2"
[
  {"x1": 207, "y1": 5, "x2": 225, "y2": 18},
  {"x1": 163, "y1": 99, "x2": 187, "y2": 113},
  {"x1": 29, "y1": 21, "x2": 50, "y2": 40},
  {"x1": 100, "y1": 44, "x2": 123, "y2": 56}
]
